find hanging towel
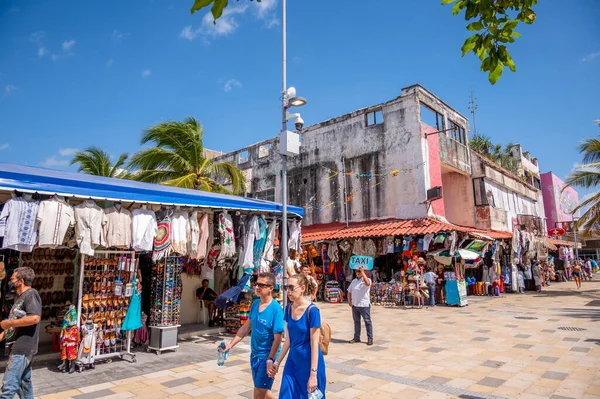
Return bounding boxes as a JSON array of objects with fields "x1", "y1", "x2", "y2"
[{"x1": 122, "y1": 289, "x2": 143, "y2": 331}]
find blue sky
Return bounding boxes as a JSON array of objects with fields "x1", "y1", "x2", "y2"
[{"x1": 0, "y1": 0, "x2": 598, "y2": 199}]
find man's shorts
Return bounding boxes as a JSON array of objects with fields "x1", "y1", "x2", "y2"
[{"x1": 250, "y1": 355, "x2": 274, "y2": 390}]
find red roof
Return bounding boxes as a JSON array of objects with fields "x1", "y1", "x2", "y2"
[
  {"x1": 301, "y1": 218, "x2": 471, "y2": 242},
  {"x1": 548, "y1": 238, "x2": 576, "y2": 247}
]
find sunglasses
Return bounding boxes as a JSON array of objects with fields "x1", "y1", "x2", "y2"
[
  {"x1": 255, "y1": 283, "x2": 273, "y2": 289},
  {"x1": 285, "y1": 285, "x2": 299, "y2": 291}
]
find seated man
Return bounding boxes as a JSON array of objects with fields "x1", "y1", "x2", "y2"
[{"x1": 196, "y1": 279, "x2": 218, "y2": 326}]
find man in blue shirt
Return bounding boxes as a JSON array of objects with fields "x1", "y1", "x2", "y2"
[{"x1": 224, "y1": 272, "x2": 284, "y2": 399}]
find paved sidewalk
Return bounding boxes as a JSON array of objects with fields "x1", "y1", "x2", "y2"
[{"x1": 28, "y1": 279, "x2": 600, "y2": 398}]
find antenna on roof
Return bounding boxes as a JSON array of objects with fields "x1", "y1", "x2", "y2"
[{"x1": 468, "y1": 90, "x2": 478, "y2": 136}]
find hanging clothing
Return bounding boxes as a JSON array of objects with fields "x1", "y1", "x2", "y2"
[
  {"x1": 60, "y1": 327, "x2": 80, "y2": 361},
  {"x1": 261, "y1": 220, "x2": 277, "y2": 272},
  {"x1": 0, "y1": 197, "x2": 40, "y2": 252},
  {"x1": 132, "y1": 208, "x2": 158, "y2": 252},
  {"x1": 385, "y1": 236, "x2": 394, "y2": 254},
  {"x1": 218, "y1": 212, "x2": 236, "y2": 259},
  {"x1": 252, "y1": 216, "x2": 268, "y2": 269},
  {"x1": 363, "y1": 239, "x2": 377, "y2": 258},
  {"x1": 197, "y1": 213, "x2": 210, "y2": 260},
  {"x1": 352, "y1": 238, "x2": 365, "y2": 256},
  {"x1": 74, "y1": 200, "x2": 107, "y2": 256},
  {"x1": 37, "y1": 197, "x2": 75, "y2": 248},
  {"x1": 171, "y1": 211, "x2": 190, "y2": 256},
  {"x1": 103, "y1": 205, "x2": 132, "y2": 249},
  {"x1": 288, "y1": 220, "x2": 301, "y2": 252},
  {"x1": 240, "y1": 215, "x2": 260, "y2": 270},
  {"x1": 203, "y1": 244, "x2": 220, "y2": 280},
  {"x1": 423, "y1": 233, "x2": 434, "y2": 252},
  {"x1": 393, "y1": 237, "x2": 403, "y2": 253},
  {"x1": 327, "y1": 241, "x2": 339, "y2": 263},
  {"x1": 77, "y1": 322, "x2": 97, "y2": 365},
  {"x1": 153, "y1": 214, "x2": 172, "y2": 262},
  {"x1": 188, "y1": 211, "x2": 200, "y2": 258}
]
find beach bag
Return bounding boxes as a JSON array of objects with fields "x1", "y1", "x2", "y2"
[{"x1": 307, "y1": 304, "x2": 331, "y2": 356}]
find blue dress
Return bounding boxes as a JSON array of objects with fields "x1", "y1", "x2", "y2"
[{"x1": 280, "y1": 304, "x2": 326, "y2": 399}]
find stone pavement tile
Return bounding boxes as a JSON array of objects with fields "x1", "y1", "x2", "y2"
[
  {"x1": 162, "y1": 377, "x2": 200, "y2": 388},
  {"x1": 141, "y1": 375, "x2": 175, "y2": 386},
  {"x1": 537, "y1": 355, "x2": 559, "y2": 363},
  {"x1": 472, "y1": 337, "x2": 490, "y2": 342},
  {"x1": 515, "y1": 334, "x2": 532, "y2": 338},
  {"x1": 550, "y1": 396, "x2": 577, "y2": 399},
  {"x1": 417, "y1": 337, "x2": 435, "y2": 342},
  {"x1": 504, "y1": 378, "x2": 534, "y2": 390},
  {"x1": 72, "y1": 389, "x2": 116, "y2": 399},
  {"x1": 586, "y1": 385, "x2": 600, "y2": 396},
  {"x1": 543, "y1": 371, "x2": 569, "y2": 381},
  {"x1": 541, "y1": 329, "x2": 556, "y2": 333},
  {"x1": 39, "y1": 390, "x2": 83, "y2": 399},
  {"x1": 143, "y1": 370, "x2": 176, "y2": 379},
  {"x1": 333, "y1": 387, "x2": 368, "y2": 399},
  {"x1": 424, "y1": 347, "x2": 444, "y2": 353},
  {"x1": 570, "y1": 347, "x2": 591, "y2": 353},
  {"x1": 514, "y1": 372, "x2": 542, "y2": 382},
  {"x1": 467, "y1": 383, "x2": 496, "y2": 394},
  {"x1": 477, "y1": 376, "x2": 506, "y2": 387},
  {"x1": 163, "y1": 383, "x2": 199, "y2": 395},
  {"x1": 342, "y1": 359, "x2": 366, "y2": 366},
  {"x1": 239, "y1": 390, "x2": 253, "y2": 399},
  {"x1": 563, "y1": 337, "x2": 580, "y2": 342},
  {"x1": 525, "y1": 383, "x2": 559, "y2": 397},
  {"x1": 514, "y1": 343, "x2": 533, "y2": 349},
  {"x1": 77, "y1": 382, "x2": 116, "y2": 394},
  {"x1": 111, "y1": 376, "x2": 147, "y2": 386},
  {"x1": 327, "y1": 381, "x2": 354, "y2": 393},
  {"x1": 212, "y1": 384, "x2": 251, "y2": 397},
  {"x1": 103, "y1": 393, "x2": 136, "y2": 399},
  {"x1": 424, "y1": 376, "x2": 451, "y2": 385},
  {"x1": 481, "y1": 360, "x2": 505, "y2": 368},
  {"x1": 110, "y1": 382, "x2": 148, "y2": 393},
  {"x1": 356, "y1": 389, "x2": 396, "y2": 399}
]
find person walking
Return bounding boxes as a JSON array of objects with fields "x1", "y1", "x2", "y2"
[
  {"x1": 270, "y1": 274, "x2": 326, "y2": 399},
  {"x1": 0, "y1": 267, "x2": 42, "y2": 399},
  {"x1": 423, "y1": 268, "x2": 438, "y2": 307},
  {"x1": 222, "y1": 272, "x2": 284, "y2": 399},
  {"x1": 572, "y1": 261, "x2": 582, "y2": 290},
  {"x1": 347, "y1": 267, "x2": 373, "y2": 345},
  {"x1": 300, "y1": 265, "x2": 318, "y2": 302}
]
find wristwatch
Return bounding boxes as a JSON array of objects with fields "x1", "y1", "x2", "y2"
[{"x1": 310, "y1": 368, "x2": 317, "y2": 373}]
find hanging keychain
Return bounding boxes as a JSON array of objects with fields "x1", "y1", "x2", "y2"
[
  {"x1": 114, "y1": 256, "x2": 123, "y2": 297},
  {"x1": 124, "y1": 257, "x2": 134, "y2": 297}
]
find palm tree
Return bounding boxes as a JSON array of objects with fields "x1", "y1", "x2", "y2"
[
  {"x1": 71, "y1": 147, "x2": 129, "y2": 178},
  {"x1": 128, "y1": 117, "x2": 246, "y2": 195},
  {"x1": 564, "y1": 121, "x2": 600, "y2": 235},
  {"x1": 469, "y1": 133, "x2": 493, "y2": 156}
]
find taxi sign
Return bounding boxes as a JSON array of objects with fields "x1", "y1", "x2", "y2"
[{"x1": 349, "y1": 255, "x2": 374, "y2": 270}]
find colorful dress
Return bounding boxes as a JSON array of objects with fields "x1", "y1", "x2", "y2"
[
  {"x1": 60, "y1": 327, "x2": 80, "y2": 361},
  {"x1": 253, "y1": 216, "x2": 268, "y2": 270},
  {"x1": 218, "y1": 212, "x2": 236, "y2": 259}
]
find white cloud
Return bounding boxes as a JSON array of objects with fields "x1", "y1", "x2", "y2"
[
  {"x1": 0, "y1": 144, "x2": 9, "y2": 151},
  {"x1": 256, "y1": 0, "x2": 277, "y2": 18},
  {"x1": 39, "y1": 155, "x2": 70, "y2": 168},
  {"x1": 581, "y1": 50, "x2": 600, "y2": 63},
  {"x1": 112, "y1": 29, "x2": 127, "y2": 41},
  {"x1": 4, "y1": 85, "x2": 17, "y2": 95},
  {"x1": 223, "y1": 78, "x2": 242, "y2": 92},
  {"x1": 106, "y1": 58, "x2": 114, "y2": 67},
  {"x1": 180, "y1": 26, "x2": 199, "y2": 41},
  {"x1": 51, "y1": 54, "x2": 59, "y2": 61},
  {"x1": 30, "y1": 31, "x2": 44, "y2": 44},
  {"x1": 58, "y1": 148, "x2": 79, "y2": 156},
  {"x1": 141, "y1": 69, "x2": 152, "y2": 78},
  {"x1": 62, "y1": 40, "x2": 76, "y2": 51},
  {"x1": 38, "y1": 47, "x2": 48, "y2": 57}
]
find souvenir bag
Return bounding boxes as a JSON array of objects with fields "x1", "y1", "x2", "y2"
[{"x1": 122, "y1": 285, "x2": 143, "y2": 331}]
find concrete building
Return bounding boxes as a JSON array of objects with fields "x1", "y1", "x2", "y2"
[{"x1": 216, "y1": 84, "x2": 545, "y2": 233}]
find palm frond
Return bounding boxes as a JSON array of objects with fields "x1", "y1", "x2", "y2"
[
  {"x1": 209, "y1": 161, "x2": 247, "y2": 195},
  {"x1": 109, "y1": 153, "x2": 129, "y2": 178},
  {"x1": 578, "y1": 137, "x2": 600, "y2": 164},
  {"x1": 160, "y1": 173, "x2": 197, "y2": 189},
  {"x1": 563, "y1": 167, "x2": 600, "y2": 190},
  {"x1": 132, "y1": 169, "x2": 182, "y2": 184},
  {"x1": 71, "y1": 147, "x2": 113, "y2": 177}
]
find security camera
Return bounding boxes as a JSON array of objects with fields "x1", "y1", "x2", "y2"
[{"x1": 294, "y1": 115, "x2": 304, "y2": 132}]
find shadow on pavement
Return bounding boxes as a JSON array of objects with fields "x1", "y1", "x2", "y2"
[{"x1": 555, "y1": 307, "x2": 600, "y2": 322}]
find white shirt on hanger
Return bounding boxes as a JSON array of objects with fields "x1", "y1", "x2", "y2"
[
  {"x1": 196, "y1": 213, "x2": 210, "y2": 260},
  {"x1": 103, "y1": 205, "x2": 132, "y2": 249},
  {"x1": 171, "y1": 211, "x2": 190, "y2": 255},
  {"x1": 74, "y1": 200, "x2": 107, "y2": 256},
  {"x1": 261, "y1": 220, "x2": 277, "y2": 272},
  {"x1": 218, "y1": 212, "x2": 236, "y2": 259},
  {"x1": 37, "y1": 197, "x2": 75, "y2": 248},
  {"x1": 0, "y1": 197, "x2": 40, "y2": 252},
  {"x1": 240, "y1": 215, "x2": 260, "y2": 269},
  {"x1": 288, "y1": 220, "x2": 301, "y2": 252},
  {"x1": 132, "y1": 208, "x2": 158, "y2": 252},
  {"x1": 188, "y1": 211, "x2": 200, "y2": 258}
]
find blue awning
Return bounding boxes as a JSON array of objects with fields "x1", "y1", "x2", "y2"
[{"x1": 0, "y1": 163, "x2": 304, "y2": 217}]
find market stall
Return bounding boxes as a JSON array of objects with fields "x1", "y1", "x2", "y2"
[{"x1": 0, "y1": 163, "x2": 303, "y2": 367}]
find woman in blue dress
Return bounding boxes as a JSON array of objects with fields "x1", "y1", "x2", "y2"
[{"x1": 270, "y1": 274, "x2": 326, "y2": 398}]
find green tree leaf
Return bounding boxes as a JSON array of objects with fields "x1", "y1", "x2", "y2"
[
  {"x1": 190, "y1": 0, "x2": 214, "y2": 14},
  {"x1": 466, "y1": 21, "x2": 484, "y2": 31},
  {"x1": 211, "y1": 0, "x2": 228, "y2": 21},
  {"x1": 488, "y1": 62, "x2": 503, "y2": 85},
  {"x1": 441, "y1": 0, "x2": 455, "y2": 4},
  {"x1": 461, "y1": 35, "x2": 478, "y2": 56}
]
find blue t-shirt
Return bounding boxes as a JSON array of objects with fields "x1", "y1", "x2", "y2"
[{"x1": 249, "y1": 299, "x2": 285, "y2": 359}]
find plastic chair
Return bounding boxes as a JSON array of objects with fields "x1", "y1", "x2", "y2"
[{"x1": 197, "y1": 300, "x2": 209, "y2": 325}]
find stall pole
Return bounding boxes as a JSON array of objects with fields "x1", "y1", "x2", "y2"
[
  {"x1": 280, "y1": 0, "x2": 289, "y2": 312},
  {"x1": 76, "y1": 254, "x2": 85, "y2": 329}
]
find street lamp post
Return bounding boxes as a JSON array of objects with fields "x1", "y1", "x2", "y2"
[{"x1": 280, "y1": 0, "x2": 306, "y2": 311}]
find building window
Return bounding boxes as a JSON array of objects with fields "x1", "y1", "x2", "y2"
[
  {"x1": 420, "y1": 104, "x2": 445, "y2": 131},
  {"x1": 255, "y1": 188, "x2": 275, "y2": 202},
  {"x1": 258, "y1": 144, "x2": 271, "y2": 159},
  {"x1": 533, "y1": 177, "x2": 541, "y2": 190},
  {"x1": 448, "y1": 120, "x2": 466, "y2": 145},
  {"x1": 238, "y1": 150, "x2": 249, "y2": 164},
  {"x1": 473, "y1": 177, "x2": 488, "y2": 206},
  {"x1": 366, "y1": 110, "x2": 383, "y2": 126}
]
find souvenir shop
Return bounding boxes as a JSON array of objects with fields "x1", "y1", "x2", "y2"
[
  {"x1": 0, "y1": 164, "x2": 302, "y2": 366},
  {"x1": 300, "y1": 219, "x2": 490, "y2": 308}
]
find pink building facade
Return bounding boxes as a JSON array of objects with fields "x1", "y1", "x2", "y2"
[{"x1": 541, "y1": 172, "x2": 579, "y2": 232}]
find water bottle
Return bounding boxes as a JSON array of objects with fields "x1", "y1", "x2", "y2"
[
  {"x1": 217, "y1": 341, "x2": 228, "y2": 366},
  {"x1": 308, "y1": 388, "x2": 323, "y2": 399}
]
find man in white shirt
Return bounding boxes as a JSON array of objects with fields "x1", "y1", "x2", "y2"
[{"x1": 347, "y1": 267, "x2": 373, "y2": 345}]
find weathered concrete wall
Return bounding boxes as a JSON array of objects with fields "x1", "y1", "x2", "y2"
[
  {"x1": 441, "y1": 168, "x2": 475, "y2": 227},
  {"x1": 215, "y1": 85, "x2": 473, "y2": 227}
]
